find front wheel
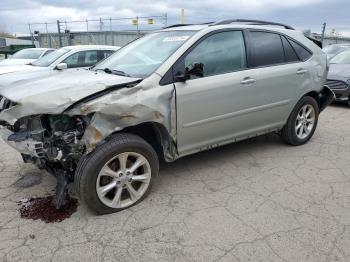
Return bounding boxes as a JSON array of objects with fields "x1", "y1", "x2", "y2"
[
  {"x1": 281, "y1": 96, "x2": 319, "y2": 146},
  {"x1": 75, "y1": 133, "x2": 159, "y2": 214}
]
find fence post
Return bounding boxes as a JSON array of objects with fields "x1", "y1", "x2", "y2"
[
  {"x1": 57, "y1": 20, "x2": 63, "y2": 47},
  {"x1": 28, "y1": 24, "x2": 34, "y2": 45},
  {"x1": 321, "y1": 22, "x2": 326, "y2": 47}
]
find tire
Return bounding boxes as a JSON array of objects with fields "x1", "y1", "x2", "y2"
[
  {"x1": 75, "y1": 133, "x2": 159, "y2": 214},
  {"x1": 281, "y1": 96, "x2": 319, "y2": 146}
]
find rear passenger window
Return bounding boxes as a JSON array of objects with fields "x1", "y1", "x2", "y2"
[
  {"x1": 250, "y1": 31, "x2": 284, "y2": 67},
  {"x1": 281, "y1": 36, "x2": 299, "y2": 62},
  {"x1": 289, "y1": 39, "x2": 312, "y2": 61},
  {"x1": 184, "y1": 30, "x2": 246, "y2": 78}
]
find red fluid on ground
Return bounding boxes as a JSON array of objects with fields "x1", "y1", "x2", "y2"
[{"x1": 18, "y1": 195, "x2": 78, "y2": 223}]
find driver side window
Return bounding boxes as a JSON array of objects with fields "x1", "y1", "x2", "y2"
[{"x1": 184, "y1": 31, "x2": 247, "y2": 78}]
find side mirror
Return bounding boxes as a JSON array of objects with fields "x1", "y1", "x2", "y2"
[
  {"x1": 175, "y1": 71, "x2": 190, "y2": 82},
  {"x1": 187, "y1": 62, "x2": 204, "y2": 78},
  {"x1": 175, "y1": 62, "x2": 204, "y2": 82},
  {"x1": 55, "y1": 63, "x2": 68, "y2": 70}
]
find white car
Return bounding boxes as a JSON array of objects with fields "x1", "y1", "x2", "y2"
[
  {"x1": 0, "y1": 45, "x2": 120, "y2": 79},
  {"x1": 0, "y1": 48, "x2": 55, "y2": 66}
]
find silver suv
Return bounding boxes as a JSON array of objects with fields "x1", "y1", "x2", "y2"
[{"x1": 0, "y1": 20, "x2": 333, "y2": 214}]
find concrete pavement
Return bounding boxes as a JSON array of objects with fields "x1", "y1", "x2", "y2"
[{"x1": 0, "y1": 104, "x2": 350, "y2": 262}]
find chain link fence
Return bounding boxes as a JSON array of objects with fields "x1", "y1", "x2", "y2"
[{"x1": 27, "y1": 14, "x2": 167, "y2": 48}]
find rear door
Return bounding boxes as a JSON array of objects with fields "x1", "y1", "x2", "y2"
[{"x1": 243, "y1": 30, "x2": 311, "y2": 126}]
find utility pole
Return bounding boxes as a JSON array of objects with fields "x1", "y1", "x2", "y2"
[
  {"x1": 321, "y1": 22, "x2": 326, "y2": 46},
  {"x1": 110, "y1": 17, "x2": 114, "y2": 46},
  {"x1": 164, "y1": 13, "x2": 168, "y2": 27},
  {"x1": 28, "y1": 24, "x2": 34, "y2": 45},
  {"x1": 57, "y1": 20, "x2": 63, "y2": 47},
  {"x1": 45, "y1": 22, "x2": 52, "y2": 48},
  {"x1": 180, "y1": 9, "x2": 185, "y2": 24}
]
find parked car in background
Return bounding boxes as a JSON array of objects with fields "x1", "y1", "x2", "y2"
[
  {"x1": 0, "y1": 20, "x2": 333, "y2": 214},
  {"x1": 326, "y1": 50, "x2": 350, "y2": 104},
  {"x1": 0, "y1": 45, "x2": 120, "y2": 84},
  {"x1": 323, "y1": 44, "x2": 350, "y2": 60},
  {"x1": 0, "y1": 48, "x2": 55, "y2": 66}
]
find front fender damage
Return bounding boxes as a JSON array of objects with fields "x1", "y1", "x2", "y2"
[{"x1": 67, "y1": 82, "x2": 178, "y2": 161}]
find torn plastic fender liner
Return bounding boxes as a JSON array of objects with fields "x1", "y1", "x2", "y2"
[
  {"x1": 319, "y1": 85, "x2": 335, "y2": 112},
  {"x1": 66, "y1": 83, "x2": 178, "y2": 161}
]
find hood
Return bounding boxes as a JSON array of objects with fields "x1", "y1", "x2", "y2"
[
  {"x1": 0, "y1": 69, "x2": 141, "y2": 118},
  {"x1": 0, "y1": 59, "x2": 36, "y2": 66},
  {"x1": 327, "y1": 64, "x2": 350, "y2": 81},
  {"x1": 0, "y1": 67, "x2": 54, "y2": 87},
  {"x1": 0, "y1": 64, "x2": 44, "y2": 76}
]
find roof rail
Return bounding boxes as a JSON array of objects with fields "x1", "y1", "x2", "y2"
[
  {"x1": 211, "y1": 19, "x2": 295, "y2": 30},
  {"x1": 163, "y1": 22, "x2": 214, "y2": 29},
  {"x1": 163, "y1": 24, "x2": 194, "y2": 29}
]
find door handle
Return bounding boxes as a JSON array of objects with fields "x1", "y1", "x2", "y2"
[
  {"x1": 241, "y1": 78, "x2": 256, "y2": 85},
  {"x1": 296, "y1": 69, "x2": 307, "y2": 75}
]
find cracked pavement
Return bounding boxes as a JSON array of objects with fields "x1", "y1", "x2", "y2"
[{"x1": 0, "y1": 104, "x2": 350, "y2": 262}]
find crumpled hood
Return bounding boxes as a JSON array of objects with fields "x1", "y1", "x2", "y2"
[
  {"x1": 0, "y1": 69, "x2": 141, "y2": 123},
  {"x1": 328, "y1": 64, "x2": 350, "y2": 81},
  {"x1": 0, "y1": 59, "x2": 35, "y2": 66},
  {"x1": 0, "y1": 64, "x2": 45, "y2": 76}
]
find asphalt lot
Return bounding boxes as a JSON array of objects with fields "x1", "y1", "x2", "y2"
[{"x1": 0, "y1": 103, "x2": 350, "y2": 262}]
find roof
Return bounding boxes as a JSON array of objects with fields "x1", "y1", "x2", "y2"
[
  {"x1": 26, "y1": 48, "x2": 56, "y2": 51},
  {"x1": 63, "y1": 45, "x2": 120, "y2": 50}
]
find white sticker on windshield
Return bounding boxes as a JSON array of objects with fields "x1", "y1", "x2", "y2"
[{"x1": 163, "y1": 36, "x2": 190, "y2": 42}]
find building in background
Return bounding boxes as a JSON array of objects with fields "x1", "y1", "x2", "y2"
[
  {"x1": 0, "y1": 37, "x2": 39, "y2": 60},
  {"x1": 35, "y1": 30, "x2": 145, "y2": 48},
  {"x1": 311, "y1": 33, "x2": 350, "y2": 46}
]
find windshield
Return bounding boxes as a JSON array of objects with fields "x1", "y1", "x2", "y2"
[
  {"x1": 11, "y1": 49, "x2": 44, "y2": 59},
  {"x1": 94, "y1": 30, "x2": 196, "y2": 78},
  {"x1": 32, "y1": 48, "x2": 70, "y2": 67},
  {"x1": 323, "y1": 45, "x2": 350, "y2": 55},
  {"x1": 330, "y1": 51, "x2": 350, "y2": 64}
]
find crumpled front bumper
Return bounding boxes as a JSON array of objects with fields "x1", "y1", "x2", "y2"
[{"x1": 0, "y1": 127, "x2": 44, "y2": 158}]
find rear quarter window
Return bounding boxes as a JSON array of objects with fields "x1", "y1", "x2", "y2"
[
  {"x1": 288, "y1": 39, "x2": 312, "y2": 61},
  {"x1": 281, "y1": 36, "x2": 299, "y2": 63}
]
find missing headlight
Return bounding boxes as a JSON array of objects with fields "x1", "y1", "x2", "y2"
[{"x1": 0, "y1": 95, "x2": 17, "y2": 113}]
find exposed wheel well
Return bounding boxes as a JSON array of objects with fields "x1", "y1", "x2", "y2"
[
  {"x1": 304, "y1": 86, "x2": 334, "y2": 112},
  {"x1": 106, "y1": 122, "x2": 174, "y2": 161},
  {"x1": 304, "y1": 91, "x2": 319, "y2": 104}
]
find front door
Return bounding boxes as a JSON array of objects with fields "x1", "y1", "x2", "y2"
[{"x1": 174, "y1": 30, "x2": 256, "y2": 155}]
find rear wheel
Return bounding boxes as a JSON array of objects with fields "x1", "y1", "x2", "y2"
[
  {"x1": 281, "y1": 96, "x2": 319, "y2": 146},
  {"x1": 75, "y1": 133, "x2": 159, "y2": 214}
]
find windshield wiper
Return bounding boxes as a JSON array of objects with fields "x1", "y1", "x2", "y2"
[{"x1": 96, "y1": 68, "x2": 131, "y2": 77}]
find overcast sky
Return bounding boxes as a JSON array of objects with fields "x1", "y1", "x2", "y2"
[{"x1": 0, "y1": 0, "x2": 349, "y2": 36}]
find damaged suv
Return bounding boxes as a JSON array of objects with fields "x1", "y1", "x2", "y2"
[{"x1": 0, "y1": 20, "x2": 333, "y2": 214}]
